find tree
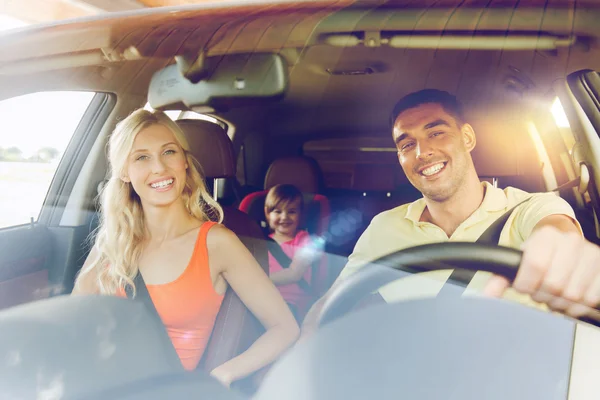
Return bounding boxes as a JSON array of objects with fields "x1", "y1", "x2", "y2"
[
  {"x1": 0, "y1": 147, "x2": 24, "y2": 162},
  {"x1": 35, "y1": 147, "x2": 60, "y2": 163}
]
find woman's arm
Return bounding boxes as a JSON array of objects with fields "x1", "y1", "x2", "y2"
[
  {"x1": 207, "y1": 225, "x2": 300, "y2": 386},
  {"x1": 71, "y1": 246, "x2": 100, "y2": 295},
  {"x1": 270, "y1": 243, "x2": 322, "y2": 286}
]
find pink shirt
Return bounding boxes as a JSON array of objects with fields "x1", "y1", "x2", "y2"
[{"x1": 268, "y1": 230, "x2": 314, "y2": 315}]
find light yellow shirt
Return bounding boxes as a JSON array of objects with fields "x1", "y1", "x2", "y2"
[{"x1": 337, "y1": 182, "x2": 582, "y2": 307}]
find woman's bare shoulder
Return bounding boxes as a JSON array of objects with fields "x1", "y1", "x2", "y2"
[
  {"x1": 205, "y1": 223, "x2": 255, "y2": 271},
  {"x1": 206, "y1": 223, "x2": 239, "y2": 248}
]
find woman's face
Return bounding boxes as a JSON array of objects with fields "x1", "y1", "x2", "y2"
[{"x1": 123, "y1": 124, "x2": 189, "y2": 209}]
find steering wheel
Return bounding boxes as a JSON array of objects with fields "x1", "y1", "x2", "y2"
[{"x1": 317, "y1": 242, "x2": 600, "y2": 328}]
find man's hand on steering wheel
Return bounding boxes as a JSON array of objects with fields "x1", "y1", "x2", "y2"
[{"x1": 484, "y1": 224, "x2": 600, "y2": 318}]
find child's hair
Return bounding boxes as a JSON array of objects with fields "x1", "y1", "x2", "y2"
[{"x1": 265, "y1": 184, "x2": 304, "y2": 215}]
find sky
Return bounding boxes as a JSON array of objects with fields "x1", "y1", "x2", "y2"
[{"x1": 0, "y1": 92, "x2": 96, "y2": 157}]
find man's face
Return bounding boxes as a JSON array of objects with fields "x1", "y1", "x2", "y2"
[{"x1": 393, "y1": 103, "x2": 476, "y2": 202}]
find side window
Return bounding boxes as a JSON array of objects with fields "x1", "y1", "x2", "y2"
[
  {"x1": 0, "y1": 91, "x2": 95, "y2": 229},
  {"x1": 550, "y1": 96, "x2": 593, "y2": 206},
  {"x1": 551, "y1": 96, "x2": 576, "y2": 152}
]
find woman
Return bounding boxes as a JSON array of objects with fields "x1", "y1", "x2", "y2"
[{"x1": 72, "y1": 109, "x2": 299, "y2": 387}]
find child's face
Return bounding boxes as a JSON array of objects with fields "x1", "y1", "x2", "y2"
[{"x1": 267, "y1": 199, "x2": 301, "y2": 237}]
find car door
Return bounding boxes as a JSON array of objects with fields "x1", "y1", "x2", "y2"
[{"x1": 0, "y1": 90, "x2": 115, "y2": 310}]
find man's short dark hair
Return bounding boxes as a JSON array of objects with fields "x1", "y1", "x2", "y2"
[{"x1": 389, "y1": 89, "x2": 466, "y2": 129}]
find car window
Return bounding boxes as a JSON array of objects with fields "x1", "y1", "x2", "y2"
[
  {"x1": 549, "y1": 98, "x2": 584, "y2": 182},
  {"x1": 0, "y1": 91, "x2": 95, "y2": 229}
]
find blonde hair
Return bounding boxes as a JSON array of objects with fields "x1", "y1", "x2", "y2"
[{"x1": 78, "y1": 109, "x2": 223, "y2": 295}]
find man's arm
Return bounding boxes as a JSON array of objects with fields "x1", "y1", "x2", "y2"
[
  {"x1": 484, "y1": 189, "x2": 583, "y2": 299},
  {"x1": 530, "y1": 214, "x2": 580, "y2": 234},
  {"x1": 483, "y1": 213, "x2": 580, "y2": 295},
  {"x1": 484, "y1": 204, "x2": 600, "y2": 318}
]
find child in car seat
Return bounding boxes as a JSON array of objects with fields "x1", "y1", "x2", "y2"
[{"x1": 265, "y1": 184, "x2": 324, "y2": 321}]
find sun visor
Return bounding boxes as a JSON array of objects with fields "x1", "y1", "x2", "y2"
[{"x1": 148, "y1": 52, "x2": 288, "y2": 111}]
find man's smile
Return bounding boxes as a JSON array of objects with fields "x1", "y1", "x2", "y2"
[{"x1": 417, "y1": 161, "x2": 448, "y2": 178}]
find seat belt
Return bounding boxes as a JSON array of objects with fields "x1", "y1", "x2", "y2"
[
  {"x1": 266, "y1": 238, "x2": 316, "y2": 294},
  {"x1": 125, "y1": 272, "x2": 182, "y2": 368},
  {"x1": 438, "y1": 173, "x2": 589, "y2": 295},
  {"x1": 436, "y1": 196, "x2": 533, "y2": 297}
]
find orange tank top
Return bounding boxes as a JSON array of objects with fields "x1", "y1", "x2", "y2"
[{"x1": 118, "y1": 221, "x2": 225, "y2": 370}]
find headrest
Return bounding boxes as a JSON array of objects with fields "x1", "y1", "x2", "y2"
[
  {"x1": 177, "y1": 119, "x2": 235, "y2": 179},
  {"x1": 264, "y1": 156, "x2": 323, "y2": 193},
  {"x1": 467, "y1": 108, "x2": 540, "y2": 177}
]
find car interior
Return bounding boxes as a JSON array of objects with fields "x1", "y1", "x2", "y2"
[{"x1": 2, "y1": 1, "x2": 600, "y2": 399}]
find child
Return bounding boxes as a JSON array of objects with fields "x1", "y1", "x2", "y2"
[{"x1": 264, "y1": 184, "x2": 324, "y2": 321}]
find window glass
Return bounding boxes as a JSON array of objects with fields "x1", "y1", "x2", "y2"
[{"x1": 0, "y1": 91, "x2": 95, "y2": 228}]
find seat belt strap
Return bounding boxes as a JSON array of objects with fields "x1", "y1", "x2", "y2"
[
  {"x1": 552, "y1": 176, "x2": 581, "y2": 193},
  {"x1": 438, "y1": 170, "x2": 586, "y2": 297},
  {"x1": 437, "y1": 196, "x2": 533, "y2": 297},
  {"x1": 266, "y1": 238, "x2": 315, "y2": 294},
  {"x1": 475, "y1": 197, "x2": 533, "y2": 245},
  {"x1": 125, "y1": 272, "x2": 182, "y2": 367}
]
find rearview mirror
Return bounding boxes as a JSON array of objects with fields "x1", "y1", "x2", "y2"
[{"x1": 148, "y1": 53, "x2": 288, "y2": 111}]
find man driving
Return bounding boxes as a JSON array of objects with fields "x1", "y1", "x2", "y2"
[{"x1": 301, "y1": 89, "x2": 600, "y2": 336}]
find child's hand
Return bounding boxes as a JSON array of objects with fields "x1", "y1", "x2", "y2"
[
  {"x1": 309, "y1": 235, "x2": 326, "y2": 250},
  {"x1": 300, "y1": 235, "x2": 326, "y2": 257}
]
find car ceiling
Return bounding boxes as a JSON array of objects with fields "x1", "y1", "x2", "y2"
[{"x1": 0, "y1": 0, "x2": 599, "y2": 139}]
